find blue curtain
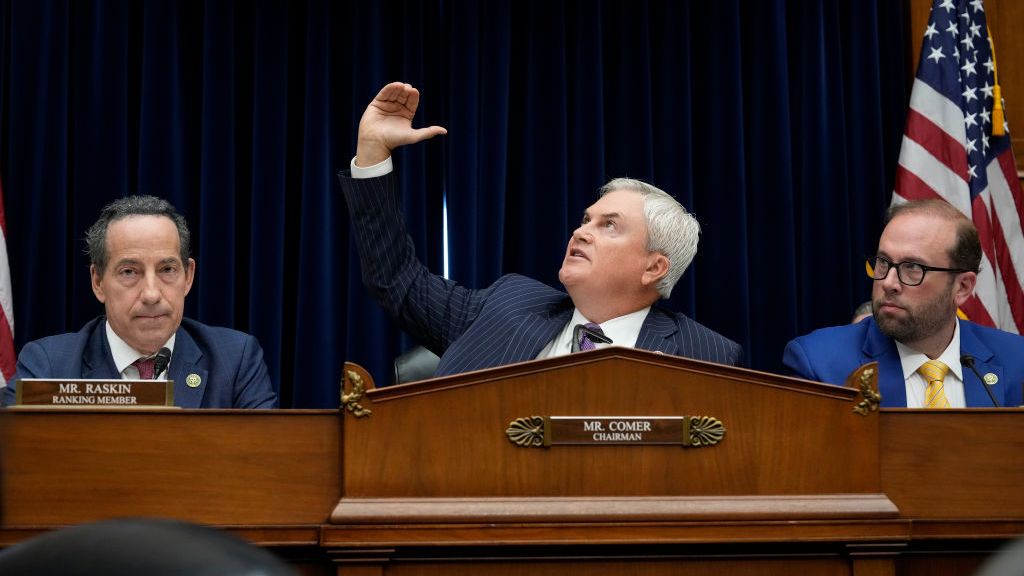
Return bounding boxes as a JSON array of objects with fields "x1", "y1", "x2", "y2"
[{"x1": 0, "y1": 0, "x2": 909, "y2": 407}]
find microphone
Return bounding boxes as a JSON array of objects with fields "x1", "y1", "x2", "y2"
[
  {"x1": 961, "y1": 354, "x2": 1000, "y2": 407},
  {"x1": 153, "y1": 347, "x2": 172, "y2": 380},
  {"x1": 571, "y1": 324, "x2": 614, "y2": 353}
]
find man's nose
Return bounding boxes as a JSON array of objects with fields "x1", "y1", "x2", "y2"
[
  {"x1": 572, "y1": 225, "x2": 592, "y2": 243},
  {"x1": 878, "y1": 266, "x2": 902, "y2": 293},
  {"x1": 140, "y1": 272, "x2": 162, "y2": 303}
]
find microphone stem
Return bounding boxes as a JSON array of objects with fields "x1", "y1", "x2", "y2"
[{"x1": 963, "y1": 358, "x2": 1000, "y2": 408}]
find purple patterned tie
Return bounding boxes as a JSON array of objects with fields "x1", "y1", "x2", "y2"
[
  {"x1": 134, "y1": 357, "x2": 156, "y2": 380},
  {"x1": 578, "y1": 323, "x2": 605, "y2": 351}
]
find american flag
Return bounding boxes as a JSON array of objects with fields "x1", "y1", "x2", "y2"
[
  {"x1": 0, "y1": 178, "x2": 14, "y2": 384},
  {"x1": 893, "y1": 0, "x2": 1024, "y2": 333}
]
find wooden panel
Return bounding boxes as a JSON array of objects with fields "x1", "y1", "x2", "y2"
[
  {"x1": 0, "y1": 409, "x2": 342, "y2": 535},
  {"x1": 322, "y1": 518, "x2": 910, "y2": 548},
  {"x1": 880, "y1": 410, "x2": 1024, "y2": 520},
  {"x1": 340, "y1": 349, "x2": 880, "y2": 500},
  {"x1": 341, "y1": 558, "x2": 852, "y2": 576}
]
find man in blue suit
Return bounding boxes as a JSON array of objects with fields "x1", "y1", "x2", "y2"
[
  {"x1": 784, "y1": 199, "x2": 1023, "y2": 408},
  {"x1": 3, "y1": 196, "x2": 277, "y2": 408},
  {"x1": 338, "y1": 82, "x2": 742, "y2": 378}
]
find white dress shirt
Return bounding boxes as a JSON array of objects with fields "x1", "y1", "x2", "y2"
[{"x1": 896, "y1": 319, "x2": 965, "y2": 408}]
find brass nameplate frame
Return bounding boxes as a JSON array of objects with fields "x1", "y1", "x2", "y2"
[
  {"x1": 15, "y1": 379, "x2": 176, "y2": 408},
  {"x1": 506, "y1": 416, "x2": 725, "y2": 448}
]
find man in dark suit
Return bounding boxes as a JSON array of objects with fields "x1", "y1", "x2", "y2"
[
  {"x1": 784, "y1": 199, "x2": 1024, "y2": 407},
  {"x1": 338, "y1": 82, "x2": 742, "y2": 378},
  {"x1": 3, "y1": 196, "x2": 277, "y2": 408}
]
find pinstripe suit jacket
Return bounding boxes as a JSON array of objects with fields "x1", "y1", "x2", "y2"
[
  {"x1": 339, "y1": 171, "x2": 743, "y2": 376},
  {"x1": 4, "y1": 316, "x2": 278, "y2": 408}
]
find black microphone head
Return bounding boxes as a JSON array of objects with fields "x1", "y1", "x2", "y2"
[
  {"x1": 153, "y1": 347, "x2": 172, "y2": 378},
  {"x1": 960, "y1": 354, "x2": 975, "y2": 367}
]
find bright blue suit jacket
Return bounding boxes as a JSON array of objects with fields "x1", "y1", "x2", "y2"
[
  {"x1": 783, "y1": 317, "x2": 1023, "y2": 407},
  {"x1": 3, "y1": 316, "x2": 278, "y2": 408},
  {"x1": 338, "y1": 170, "x2": 743, "y2": 376}
]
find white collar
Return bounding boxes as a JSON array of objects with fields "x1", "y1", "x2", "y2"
[
  {"x1": 895, "y1": 318, "x2": 963, "y2": 381},
  {"x1": 105, "y1": 320, "x2": 177, "y2": 374}
]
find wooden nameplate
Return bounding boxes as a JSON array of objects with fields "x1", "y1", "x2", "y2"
[{"x1": 14, "y1": 378, "x2": 176, "y2": 408}]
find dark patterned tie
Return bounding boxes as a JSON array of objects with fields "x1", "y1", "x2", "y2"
[
  {"x1": 134, "y1": 357, "x2": 156, "y2": 380},
  {"x1": 578, "y1": 323, "x2": 605, "y2": 351}
]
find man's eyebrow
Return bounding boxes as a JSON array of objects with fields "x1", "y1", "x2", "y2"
[
  {"x1": 112, "y1": 258, "x2": 142, "y2": 267},
  {"x1": 582, "y1": 210, "x2": 624, "y2": 220}
]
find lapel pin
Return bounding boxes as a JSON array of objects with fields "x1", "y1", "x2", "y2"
[
  {"x1": 186, "y1": 374, "x2": 202, "y2": 388},
  {"x1": 983, "y1": 373, "x2": 998, "y2": 386}
]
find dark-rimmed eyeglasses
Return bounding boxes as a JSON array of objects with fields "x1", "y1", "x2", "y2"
[{"x1": 870, "y1": 255, "x2": 971, "y2": 287}]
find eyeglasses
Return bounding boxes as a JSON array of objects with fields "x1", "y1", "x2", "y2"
[{"x1": 870, "y1": 255, "x2": 972, "y2": 287}]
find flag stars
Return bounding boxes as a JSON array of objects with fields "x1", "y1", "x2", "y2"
[
  {"x1": 982, "y1": 133, "x2": 989, "y2": 152},
  {"x1": 960, "y1": 35, "x2": 975, "y2": 51},
  {"x1": 963, "y1": 86, "x2": 978, "y2": 103},
  {"x1": 940, "y1": 0, "x2": 956, "y2": 12},
  {"x1": 945, "y1": 21, "x2": 958, "y2": 35},
  {"x1": 983, "y1": 58, "x2": 994, "y2": 73},
  {"x1": 966, "y1": 138, "x2": 978, "y2": 153},
  {"x1": 925, "y1": 23, "x2": 939, "y2": 40},
  {"x1": 969, "y1": 22, "x2": 981, "y2": 38},
  {"x1": 981, "y1": 82, "x2": 994, "y2": 99},
  {"x1": 970, "y1": 0, "x2": 984, "y2": 12},
  {"x1": 968, "y1": 164, "x2": 978, "y2": 179},
  {"x1": 981, "y1": 109, "x2": 991, "y2": 124},
  {"x1": 928, "y1": 46, "x2": 945, "y2": 63},
  {"x1": 965, "y1": 112, "x2": 978, "y2": 128},
  {"x1": 961, "y1": 58, "x2": 977, "y2": 76}
]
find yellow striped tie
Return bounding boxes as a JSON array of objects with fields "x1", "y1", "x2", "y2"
[{"x1": 918, "y1": 360, "x2": 951, "y2": 409}]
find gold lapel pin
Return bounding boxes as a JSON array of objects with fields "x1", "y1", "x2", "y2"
[
  {"x1": 186, "y1": 374, "x2": 202, "y2": 388},
  {"x1": 983, "y1": 373, "x2": 998, "y2": 386}
]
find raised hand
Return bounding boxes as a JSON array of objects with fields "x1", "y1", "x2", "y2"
[{"x1": 355, "y1": 82, "x2": 447, "y2": 167}]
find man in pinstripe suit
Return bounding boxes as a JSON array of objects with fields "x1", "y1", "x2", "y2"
[{"x1": 338, "y1": 82, "x2": 743, "y2": 379}]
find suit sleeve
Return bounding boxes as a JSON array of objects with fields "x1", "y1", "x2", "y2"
[
  {"x1": 232, "y1": 335, "x2": 277, "y2": 409},
  {"x1": 3, "y1": 341, "x2": 50, "y2": 406},
  {"x1": 782, "y1": 338, "x2": 819, "y2": 381},
  {"x1": 337, "y1": 170, "x2": 488, "y2": 354}
]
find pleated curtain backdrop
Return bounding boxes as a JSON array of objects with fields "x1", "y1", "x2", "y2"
[{"x1": 0, "y1": 0, "x2": 909, "y2": 407}]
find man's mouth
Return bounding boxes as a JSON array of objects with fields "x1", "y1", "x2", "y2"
[
  {"x1": 876, "y1": 301, "x2": 903, "y2": 313},
  {"x1": 569, "y1": 248, "x2": 589, "y2": 261}
]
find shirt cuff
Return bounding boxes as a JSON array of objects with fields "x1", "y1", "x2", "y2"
[{"x1": 350, "y1": 156, "x2": 393, "y2": 179}]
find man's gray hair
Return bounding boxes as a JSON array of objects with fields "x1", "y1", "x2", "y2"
[
  {"x1": 85, "y1": 195, "x2": 191, "y2": 275},
  {"x1": 598, "y1": 178, "x2": 699, "y2": 299}
]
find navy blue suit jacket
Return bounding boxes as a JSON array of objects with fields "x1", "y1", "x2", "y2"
[
  {"x1": 783, "y1": 317, "x2": 1023, "y2": 407},
  {"x1": 4, "y1": 316, "x2": 278, "y2": 408},
  {"x1": 338, "y1": 170, "x2": 743, "y2": 376}
]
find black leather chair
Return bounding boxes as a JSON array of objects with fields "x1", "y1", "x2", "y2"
[
  {"x1": 393, "y1": 345, "x2": 441, "y2": 384},
  {"x1": 0, "y1": 518, "x2": 297, "y2": 576}
]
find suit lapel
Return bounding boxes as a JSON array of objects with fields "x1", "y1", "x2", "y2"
[
  {"x1": 84, "y1": 319, "x2": 122, "y2": 380},
  {"x1": 862, "y1": 321, "x2": 907, "y2": 407},
  {"x1": 636, "y1": 308, "x2": 678, "y2": 354},
  {"x1": 501, "y1": 305, "x2": 575, "y2": 364},
  {"x1": 959, "y1": 322, "x2": 1003, "y2": 407},
  {"x1": 168, "y1": 328, "x2": 208, "y2": 408}
]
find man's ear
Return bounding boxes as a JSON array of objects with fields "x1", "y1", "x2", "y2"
[
  {"x1": 183, "y1": 258, "x2": 196, "y2": 296},
  {"x1": 641, "y1": 253, "x2": 670, "y2": 288},
  {"x1": 952, "y1": 271, "x2": 977, "y2": 307},
  {"x1": 90, "y1": 264, "x2": 106, "y2": 303}
]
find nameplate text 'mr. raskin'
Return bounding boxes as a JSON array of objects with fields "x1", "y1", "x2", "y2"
[{"x1": 16, "y1": 379, "x2": 175, "y2": 408}]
